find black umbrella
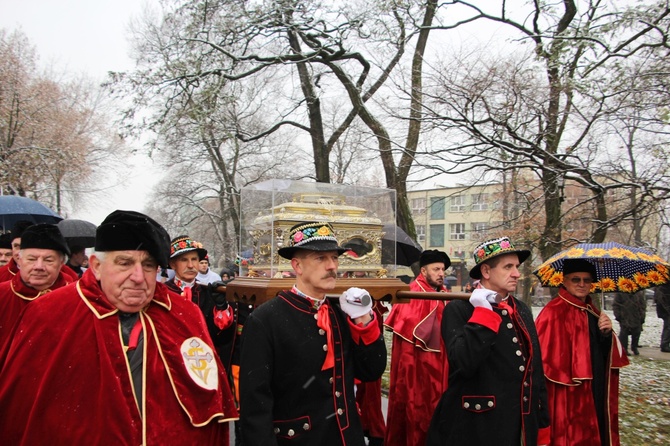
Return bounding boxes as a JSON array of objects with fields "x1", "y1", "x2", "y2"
[
  {"x1": 381, "y1": 223, "x2": 423, "y2": 266},
  {"x1": 0, "y1": 196, "x2": 62, "y2": 231},
  {"x1": 57, "y1": 219, "x2": 97, "y2": 248}
]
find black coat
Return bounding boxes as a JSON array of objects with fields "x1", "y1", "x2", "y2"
[
  {"x1": 612, "y1": 292, "x2": 646, "y2": 328},
  {"x1": 654, "y1": 284, "x2": 670, "y2": 319},
  {"x1": 427, "y1": 297, "x2": 550, "y2": 446},
  {"x1": 239, "y1": 291, "x2": 387, "y2": 446}
]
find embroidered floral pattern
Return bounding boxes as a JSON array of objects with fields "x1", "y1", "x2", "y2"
[{"x1": 287, "y1": 222, "x2": 337, "y2": 248}]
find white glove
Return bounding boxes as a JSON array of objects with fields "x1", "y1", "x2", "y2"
[
  {"x1": 339, "y1": 287, "x2": 373, "y2": 319},
  {"x1": 469, "y1": 288, "x2": 497, "y2": 311}
]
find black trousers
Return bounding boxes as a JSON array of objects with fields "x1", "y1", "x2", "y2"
[{"x1": 618, "y1": 325, "x2": 641, "y2": 352}]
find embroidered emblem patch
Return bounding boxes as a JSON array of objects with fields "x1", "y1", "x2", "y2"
[{"x1": 181, "y1": 337, "x2": 219, "y2": 390}]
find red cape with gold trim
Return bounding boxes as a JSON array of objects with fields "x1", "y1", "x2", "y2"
[
  {"x1": 384, "y1": 274, "x2": 449, "y2": 446},
  {"x1": 535, "y1": 289, "x2": 629, "y2": 446},
  {"x1": 0, "y1": 269, "x2": 238, "y2": 445}
]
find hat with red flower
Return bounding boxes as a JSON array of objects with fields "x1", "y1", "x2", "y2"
[
  {"x1": 278, "y1": 221, "x2": 346, "y2": 260},
  {"x1": 469, "y1": 236, "x2": 531, "y2": 279},
  {"x1": 169, "y1": 235, "x2": 207, "y2": 260}
]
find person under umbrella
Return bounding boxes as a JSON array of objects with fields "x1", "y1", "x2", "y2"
[
  {"x1": 535, "y1": 259, "x2": 629, "y2": 446},
  {"x1": 0, "y1": 233, "x2": 12, "y2": 267},
  {"x1": 0, "y1": 220, "x2": 33, "y2": 283}
]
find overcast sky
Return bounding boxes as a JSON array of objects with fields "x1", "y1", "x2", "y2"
[{"x1": 0, "y1": 0, "x2": 160, "y2": 224}]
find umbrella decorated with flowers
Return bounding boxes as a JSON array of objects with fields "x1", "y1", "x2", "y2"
[{"x1": 533, "y1": 242, "x2": 670, "y2": 294}]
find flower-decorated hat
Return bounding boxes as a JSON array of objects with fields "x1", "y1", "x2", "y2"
[
  {"x1": 169, "y1": 235, "x2": 207, "y2": 260},
  {"x1": 278, "y1": 221, "x2": 346, "y2": 260},
  {"x1": 469, "y1": 236, "x2": 531, "y2": 279}
]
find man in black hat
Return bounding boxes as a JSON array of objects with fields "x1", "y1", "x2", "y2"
[
  {"x1": 0, "y1": 223, "x2": 74, "y2": 350},
  {"x1": 0, "y1": 210, "x2": 238, "y2": 444},
  {"x1": 0, "y1": 233, "x2": 12, "y2": 267},
  {"x1": 535, "y1": 258, "x2": 628, "y2": 446},
  {"x1": 427, "y1": 237, "x2": 550, "y2": 446},
  {"x1": 384, "y1": 249, "x2": 451, "y2": 446},
  {"x1": 66, "y1": 244, "x2": 87, "y2": 277},
  {"x1": 239, "y1": 221, "x2": 387, "y2": 446},
  {"x1": 0, "y1": 220, "x2": 32, "y2": 282}
]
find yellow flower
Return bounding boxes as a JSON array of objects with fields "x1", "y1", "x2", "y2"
[
  {"x1": 599, "y1": 277, "x2": 616, "y2": 292},
  {"x1": 637, "y1": 252, "x2": 654, "y2": 261},
  {"x1": 617, "y1": 277, "x2": 638, "y2": 293},
  {"x1": 655, "y1": 264, "x2": 669, "y2": 275},
  {"x1": 586, "y1": 248, "x2": 607, "y2": 257},
  {"x1": 608, "y1": 248, "x2": 626, "y2": 258},
  {"x1": 647, "y1": 270, "x2": 666, "y2": 285},
  {"x1": 621, "y1": 250, "x2": 638, "y2": 260},
  {"x1": 565, "y1": 248, "x2": 585, "y2": 257},
  {"x1": 316, "y1": 226, "x2": 331, "y2": 236}
]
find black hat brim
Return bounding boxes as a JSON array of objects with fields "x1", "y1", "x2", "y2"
[{"x1": 278, "y1": 241, "x2": 347, "y2": 260}]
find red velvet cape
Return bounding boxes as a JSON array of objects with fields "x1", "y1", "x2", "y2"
[
  {"x1": 384, "y1": 274, "x2": 449, "y2": 446},
  {"x1": 0, "y1": 271, "x2": 72, "y2": 354},
  {"x1": 0, "y1": 269, "x2": 238, "y2": 445},
  {"x1": 535, "y1": 289, "x2": 629, "y2": 446},
  {"x1": 0, "y1": 258, "x2": 18, "y2": 283}
]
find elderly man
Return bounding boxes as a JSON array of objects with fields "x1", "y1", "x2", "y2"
[
  {"x1": 240, "y1": 221, "x2": 387, "y2": 446},
  {"x1": 0, "y1": 233, "x2": 12, "y2": 267},
  {"x1": 384, "y1": 249, "x2": 451, "y2": 446},
  {"x1": 0, "y1": 220, "x2": 33, "y2": 282},
  {"x1": 427, "y1": 237, "x2": 550, "y2": 446},
  {"x1": 0, "y1": 210, "x2": 238, "y2": 444},
  {"x1": 535, "y1": 259, "x2": 629, "y2": 446},
  {"x1": 0, "y1": 224, "x2": 73, "y2": 349}
]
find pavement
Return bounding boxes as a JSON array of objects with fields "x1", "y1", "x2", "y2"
[{"x1": 626, "y1": 346, "x2": 670, "y2": 361}]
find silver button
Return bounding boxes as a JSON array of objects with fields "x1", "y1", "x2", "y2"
[
  {"x1": 516, "y1": 350, "x2": 522, "y2": 356},
  {"x1": 323, "y1": 344, "x2": 328, "y2": 351},
  {"x1": 288, "y1": 429, "x2": 295, "y2": 437},
  {"x1": 501, "y1": 310, "x2": 508, "y2": 316},
  {"x1": 512, "y1": 337, "x2": 518, "y2": 343},
  {"x1": 523, "y1": 397, "x2": 528, "y2": 402},
  {"x1": 319, "y1": 328, "x2": 326, "y2": 335},
  {"x1": 519, "y1": 365, "x2": 525, "y2": 372},
  {"x1": 274, "y1": 428, "x2": 280, "y2": 434},
  {"x1": 463, "y1": 402, "x2": 470, "y2": 409},
  {"x1": 303, "y1": 423, "x2": 310, "y2": 431},
  {"x1": 314, "y1": 314, "x2": 318, "y2": 320},
  {"x1": 475, "y1": 404, "x2": 481, "y2": 410},
  {"x1": 507, "y1": 323, "x2": 513, "y2": 329},
  {"x1": 335, "y1": 391, "x2": 341, "y2": 397},
  {"x1": 488, "y1": 401, "x2": 494, "y2": 407},
  {"x1": 337, "y1": 408, "x2": 343, "y2": 415},
  {"x1": 524, "y1": 381, "x2": 529, "y2": 387},
  {"x1": 329, "y1": 377, "x2": 334, "y2": 383}
]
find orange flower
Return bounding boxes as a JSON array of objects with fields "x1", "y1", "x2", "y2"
[
  {"x1": 549, "y1": 272, "x2": 563, "y2": 287},
  {"x1": 621, "y1": 250, "x2": 638, "y2": 260},
  {"x1": 565, "y1": 248, "x2": 585, "y2": 258},
  {"x1": 608, "y1": 248, "x2": 626, "y2": 258},
  {"x1": 637, "y1": 252, "x2": 654, "y2": 261},
  {"x1": 647, "y1": 270, "x2": 666, "y2": 285},
  {"x1": 316, "y1": 226, "x2": 331, "y2": 236},
  {"x1": 655, "y1": 264, "x2": 668, "y2": 275},
  {"x1": 633, "y1": 272, "x2": 650, "y2": 288},
  {"x1": 617, "y1": 277, "x2": 638, "y2": 293},
  {"x1": 599, "y1": 277, "x2": 616, "y2": 292}
]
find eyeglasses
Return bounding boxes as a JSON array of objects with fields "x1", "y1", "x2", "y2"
[{"x1": 568, "y1": 277, "x2": 593, "y2": 285}]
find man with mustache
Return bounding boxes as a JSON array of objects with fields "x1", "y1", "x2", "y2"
[
  {"x1": 0, "y1": 210, "x2": 238, "y2": 444},
  {"x1": 427, "y1": 237, "x2": 551, "y2": 446},
  {"x1": 165, "y1": 236, "x2": 236, "y2": 368},
  {"x1": 239, "y1": 221, "x2": 387, "y2": 446}
]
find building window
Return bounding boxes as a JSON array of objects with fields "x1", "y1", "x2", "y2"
[
  {"x1": 430, "y1": 197, "x2": 445, "y2": 220},
  {"x1": 429, "y1": 224, "x2": 444, "y2": 247},
  {"x1": 412, "y1": 197, "x2": 426, "y2": 214},
  {"x1": 450, "y1": 195, "x2": 466, "y2": 212},
  {"x1": 471, "y1": 222, "x2": 489, "y2": 240},
  {"x1": 471, "y1": 193, "x2": 489, "y2": 211},
  {"x1": 416, "y1": 224, "x2": 426, "y2": 242},
  {"x1": 450, "y1": 223, "x2": 466, "y2": 240}
]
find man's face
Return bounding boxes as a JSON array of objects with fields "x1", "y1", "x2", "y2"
[
  {"x1": 170, "y1": 251, "x2": 200, "y2": 282},
  {"x1": 0, "y1": 248, "x2": 12, "y2": 266},
  {"x1": 291, "y1": 250, "x2": 339, "y2": 298},
  {"x1": 422, "y1": 262, "x2": 445, "y2": 289},
  {"x1": 198, "y1": 259, "x2": 209, "y2": 274},
  {"x1": 11, "y1": 237, "x2": 21, "y2": 263},
  {"x1": 69, "y1": 250, "x2": 87, "y2": 267},
  {"x1": 563, "y1": 272, "x2": 593, "y2": 300},
  {"x1": 480, "y1": 253, "x2": 521, "y2": 296},
  {"x1": 18, "y1": 248, "x2": 64, "y2": 291},
  {"x1": 90, "y1": 251, "x2": 158, "y2": 313}
]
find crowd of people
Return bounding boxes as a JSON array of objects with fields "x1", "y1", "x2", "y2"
[{"x1": 0, "y1": 214, "x2": 666, "y2": 445}]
